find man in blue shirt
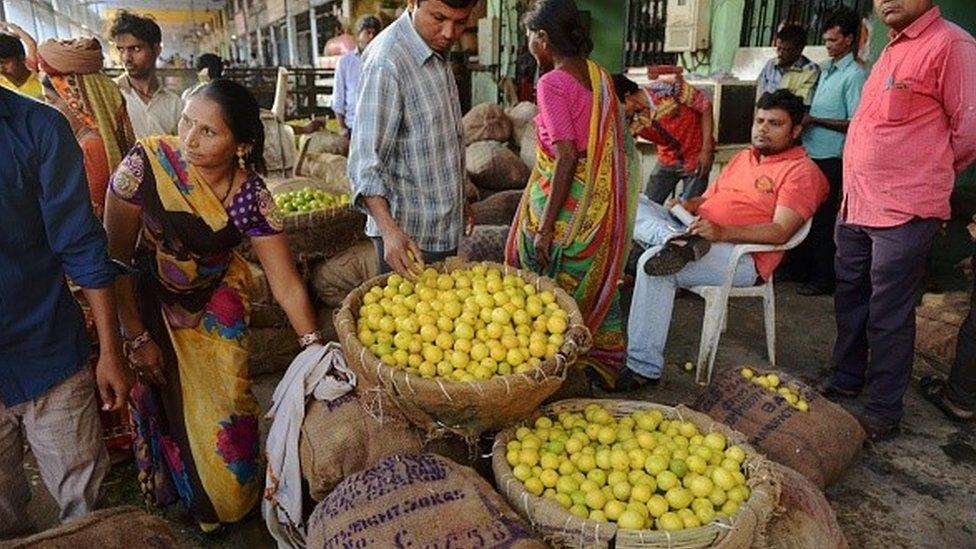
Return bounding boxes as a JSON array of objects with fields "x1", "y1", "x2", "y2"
[
  {"x1": 0, "y1": 87, "x2": 129, "y2": 538},
  {"x1": 792, "y1": 7, "x2": 867, "y2": 296},
  {"x1": 757, "y1": 23, "x2": 821, "y2": 107},
  {"x1": 332, "y1": 14, "x2": 382, "y2": 138}
]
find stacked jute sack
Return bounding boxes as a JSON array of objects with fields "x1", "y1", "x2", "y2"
[
  {"x1": 691, "y1": 367, "x2": 863, "y2": 548},
  {"x1": 460, "y1": 102, "x2": 538, "y2": 264},
  {"x1": 491, "y1": 398, "x2": 782, "y2": 548},
  {"x1": 915, "y1": 290, "x2": 969, "y2": 367},
  {"x1": 0, "y1": 507, "x2": 179, "y2": 549}
]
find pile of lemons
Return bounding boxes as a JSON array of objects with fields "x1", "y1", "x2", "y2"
[
  {"x1": 740, "y1": 368, "x2": 809, "y2": 412},
  {"x1": 504, "y1": 404, "x2": 752, "y2": 531},
  {"x1": 274, "y1": 187, "x2": 349, "y2": 215},
  {"x1": 355, "y1": 264, "x2": 570, "y2": 382}
]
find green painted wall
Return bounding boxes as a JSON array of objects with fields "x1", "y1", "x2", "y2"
[{"x1": 578, "y1": 0, "x2": 627, "y2": 73}]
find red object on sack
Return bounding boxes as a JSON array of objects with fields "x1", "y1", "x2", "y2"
[{"x1": 647, "y1": 65, "x2": 684, "y2": 79}]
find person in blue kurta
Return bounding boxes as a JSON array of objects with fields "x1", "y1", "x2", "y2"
[
  {"x1": 791, "y1": 7, "x2": 867, "y2": 296},
  {"x1": 0, "y1": 87, "x2": 130, "y2": 539},
  {"x1": 332, "y1": 14, "x2": 382, "y2": 138}
]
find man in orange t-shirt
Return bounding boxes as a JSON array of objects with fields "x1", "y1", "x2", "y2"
[{"x1": 622, "y1": 90, "x2": 827, "y2": 389}]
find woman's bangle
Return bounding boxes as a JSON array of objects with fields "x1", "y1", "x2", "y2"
[
  {"x1": 123, "y1": 330, "x2": 152, "y2": 357},
  {"x1": 298, "y1": 330, "x2": 324, "y2": 349}
]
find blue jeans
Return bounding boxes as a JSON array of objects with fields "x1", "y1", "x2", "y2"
[
  {"x1": 647, "y1": 164, "x2": 708, "y2": 204},
  {"x1": 626, "y1": 202, "x2": 758, "y2": 379}
]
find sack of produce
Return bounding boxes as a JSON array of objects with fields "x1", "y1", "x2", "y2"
[
  {"x1": 472, "y1": 189, "x2": 524, "y2": 226},
  {"x1": 467, "y1": 141, "x2": 532, "y2": 192},
  {"x1": 463, "y1": 103, "x2": 513, "y2": 145},
  {"x1": 267, "y1": 178, "x2": 366, "y2": 261},
  {"x1": 248, "y1": 308, "x2": 337, "y2": 376},
  {"x1": 306, "y1": 453, "x2": 546, "y2": 549},
  {"x1": 492, "y1": 399, "x2": 781, "y2": 548},
  {"x1": 507, "y1": 101, "x2": 538, "y2": 136},
  {"x1": 458, "y1": 225, "x2": 509, "y2": 264},
  {"x1": 465, "y1": 176, "x2": 481, "y2": 204},
  {"x1": 294, "y1": 152, "x2": 351, "y2": 190},
  {"x1": 246, "y1": 260, "x2": 289, "y2": 329},
  {"x1": 334, "y1": 257, "x2": 591, "y2": 440},
  {"x1": 692, "y1": 368, "x2": 865, "y2": 489},
  {"x1": 311, "y1": 241, "x2": 378, "y2": 308},
  {"x1": 518, "y1": 130, "x2": 538, "y2": 171},
  {"x1": 764, "y1": 463, "x2": 848, "y2": 549},
  {"x1": 1, "y1": 506, "x2": 178, "y2": 549},
  {"x1": 915, "y1": 291, "x2": 968, "y2": 367},
  {"x1": 300, "y1": 392, "x2": 422, "y2": 501},
  {"x1": 261, "y1": 110, "x2": 297, "y2": 178},
  {"x1": 301, "y1": 130, "x2": 350, "y2": 157}
]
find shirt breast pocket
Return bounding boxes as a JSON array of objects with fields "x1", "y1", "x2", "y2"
[
  {"x1": 0, "y1": 176, "x2": 42, "y2": 249},
  {"x1": 882, "y1": 83, "x2": 913, "y2": 122}
]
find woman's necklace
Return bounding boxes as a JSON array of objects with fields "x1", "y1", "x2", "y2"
[{"x1": 209, "y1": 165, "x2": 239, "y2": 205}]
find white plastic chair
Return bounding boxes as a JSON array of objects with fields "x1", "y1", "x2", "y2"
[{"x1": 688, "y1": 219, "x2": 812, "y2": 385}]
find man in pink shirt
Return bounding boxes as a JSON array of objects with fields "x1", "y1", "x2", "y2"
[{"x1": 822, "y1": 0, "x2": 976, "y2": 440}]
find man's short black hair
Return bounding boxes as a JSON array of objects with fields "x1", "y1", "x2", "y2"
[
  {"x1": 611, "y1": 74, "x2": 639, "y2": 102},
  {"x1": 109, "y1": 11, "x2": 162, "y2": 46},
  {"x1": 756, "y1": 90, "x2": 805, "y2": 126},
  {"x1": 197, "y1": 53, "x2": 223, "y2": 78},
  {"x1": 356, "y1": 14, "x2": 383, "y2": 34},
  {"x1": 0, "y1": 33, "x2": 25, "y2": 59},
  {"x1": 823, "y1": 6, "x2": 861, "y2": 39},
  {"x1": 776, "y1": 23, "x2": 808, "y2": 48}
]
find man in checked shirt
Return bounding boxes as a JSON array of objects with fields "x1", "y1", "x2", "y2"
[{"x1": 349, "y1": 0, "x2": 478, "y2": 276}]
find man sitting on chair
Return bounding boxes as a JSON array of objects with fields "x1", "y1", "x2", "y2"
[{"x1": 620, "y1": 90, "x2": 827, "y2": 390}]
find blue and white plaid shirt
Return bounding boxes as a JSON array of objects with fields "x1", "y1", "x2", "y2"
[{"x1": 348, "y1": 11, "x2": 465, "y2": 252}]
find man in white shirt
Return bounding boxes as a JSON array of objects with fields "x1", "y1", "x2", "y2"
[{"x1": 109, "y1": 11, "x2": 182, "y2": 138}]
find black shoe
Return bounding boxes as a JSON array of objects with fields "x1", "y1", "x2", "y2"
[
  {"x1": 796, "y1": 283, "x2": 834, "y2": 296},
  {"x1": 609, "y1": 368, "x2": 659, "y2": 393},
  {"x1": 625, "y1": 241, "x2": 647, "y2": 277},
  {"x1": 644, "y1": 237, "x2": 711, "y2": 276},
  {"x1": 815, "y1": 377, "x2": 860, "y2": 399},
  {"x1": 855, "y1": 413, "x2": 900, "y2": 442},
  {"x1": 918, "y1": 376, "x2": 975, "y2": 422}
]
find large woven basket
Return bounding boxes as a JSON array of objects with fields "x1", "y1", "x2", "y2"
[
  {"x1": 491, "y1": 399, "x2": 782, "y2": 549},
  {"x1": 334, "y1": 257, "x2": 592, "y2": 441},
  {"x1": 263, "y1": 176, "x2": 366, "y2": 262}
]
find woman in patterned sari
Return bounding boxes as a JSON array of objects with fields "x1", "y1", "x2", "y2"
[
  {"x1": 506, "y1": 0, "x2": 639, "y2": 391},
  {"x1": 37, "y1": 37, "x2": 137, "y2": 452},
  {"x1": 104, "y1": 79, "x2": 321, "y2": 531}
]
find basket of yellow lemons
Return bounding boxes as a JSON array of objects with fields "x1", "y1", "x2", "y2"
[
  {"x1": 492, "y1": 399, "x2": 781, "y2": 548},
  {"x1": 334, "y1": 257, "x2": 592, "y2": 440}
]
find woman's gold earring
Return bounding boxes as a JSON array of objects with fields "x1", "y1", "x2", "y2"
[{"x1": 237, "y1": 151, "x2": 246, "y2": 171}]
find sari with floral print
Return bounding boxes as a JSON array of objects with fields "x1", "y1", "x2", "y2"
[{"x1": 110, "y1": 135, "x2": 283, "y2": 524}]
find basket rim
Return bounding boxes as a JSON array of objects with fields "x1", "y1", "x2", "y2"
[
  {"x1": 334, "y1": 258, "x2": 593, "y2": 393},
  {"x1": 490, "y1": 398, "x2": 777, "y2": 546}
]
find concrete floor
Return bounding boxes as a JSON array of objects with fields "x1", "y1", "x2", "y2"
[{"x1": 17, "y1": 281, "x2": 976, "y2": 548}]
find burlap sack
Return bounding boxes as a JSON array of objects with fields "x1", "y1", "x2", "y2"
[
  {"x1": 310, "y1": 241, "x2": 378, "y2": 308},
  {"x1": 246, "y1": 260, "x2": 290, "y2": 328},
  {"x1": 463, "y1": 103, "x2": 513, "y2": 145},
  {"x1": 465, "y1": 176, "x2": 481, "y2": 204},
  {"x1": 506, "y1": 101, "x2": 538, "y2": 137},
  {"x1": 334, "y1": 258, "x2": 591, "y2": 440},
  {"x1": 761, "y1": 463, "x2": 848, "y2": 549},
  {"x1": 519, "y1": 130, "x2": 538, "y2": 171},
  {"x1": 492, "y1": 400, "x2": 781, "y2": 549},
  {"x1": 248, "y1": 308, "x2": 337, "y2": 376},
  {"x1": 306, "y1": 454, "x2": 546, "y2": 549},
  {"x1": 262, "y1": 110, "x2": 297, "y2": 177},
  {"x1": 458, "y1": 225, "x2": 509, "y2": 263},
  {"x1": 472, "y1": 189, "x2": 524, "y2": 226},
  {"x1": 296, "y1": 153, "x2": 351, "y2": 190},
  {"x1": 467, "y1": 141, "x2": 532, "y2": 192},
  {"x1": 302, "y1": 130, "x2": 350, "y2": 157},
  {"x1": 693, "y1": 368, "x2": 865, "y2": 489},
  {"x1": 0, "y1": 506, "x2": 178, "y2": 549},
  {"x1": 915, "y1": 291, "x2": 969, "y2": 367},
  {"x1": 300, "y1": 391, "x2": 422, "y2": 501}
]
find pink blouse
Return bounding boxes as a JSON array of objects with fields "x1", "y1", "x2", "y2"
[{"x1": 535, "y1": 69, "x2": 593, "y2": 156}]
